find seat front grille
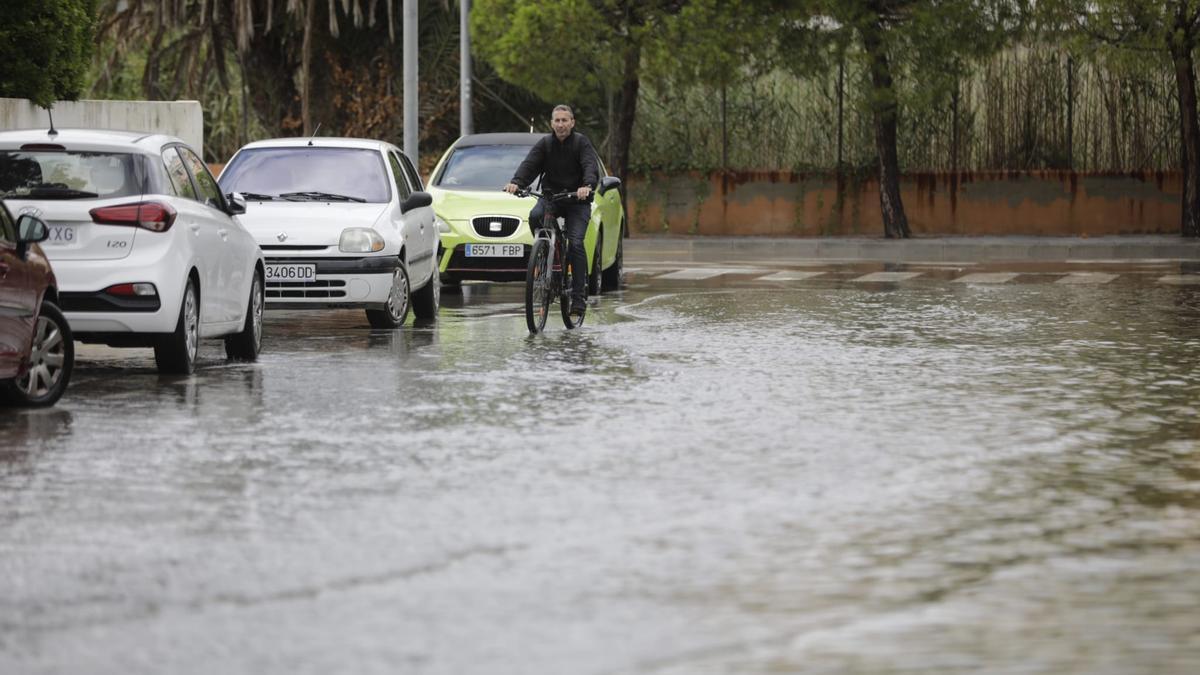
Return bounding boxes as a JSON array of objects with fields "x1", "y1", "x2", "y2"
[{"x1": 471, "y1": 215, "x2": 521, "y2": 237}]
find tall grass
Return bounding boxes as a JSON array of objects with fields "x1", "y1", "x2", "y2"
[{"x1": 631, "y1": 44, "x2": 1181, "y2": 174}]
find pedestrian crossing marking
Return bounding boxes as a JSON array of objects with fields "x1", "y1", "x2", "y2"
[
  {"x1": 656, "y1": 268, "x2": 762, "y2": 280},
  {"x1": 953, "y1": 272, "x2": 1020, "y2": 284},
  {"x1": 626, "y1": 265, "x2": 1200, "y2": 286},
  {"x1": 852, "y1": 272, "x2": 922, "y2": 283},
  {"x1": 760, "y1": 271, "x2": 826, "y2": 281},
  {"x1": 1057, "y1": 272, "x2": 1118, "y2": 285},
  {"x1": 1159, "y1": 274, "x2": 1200, "y2": 285}
]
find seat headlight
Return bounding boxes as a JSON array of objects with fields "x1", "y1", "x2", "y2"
[
  {"x1": 436, "y1": 216, "x2": 451, "y2": 234},
  {"x1": 339, "y1": 227, "x2": 385, "y2": 252}
]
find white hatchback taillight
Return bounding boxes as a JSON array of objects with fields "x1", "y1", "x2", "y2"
[
  {"x1": 89, "y1": 201, "x2": 177, "y2": 232},
  {"x1": 105, "y1": 283, "x2": 158, "y2": 297}
]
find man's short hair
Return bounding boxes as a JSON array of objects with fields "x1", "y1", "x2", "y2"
[{"x1": 552, "y1": 105, "x2": 574, "y2": 118}]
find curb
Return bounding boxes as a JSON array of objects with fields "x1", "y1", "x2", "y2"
[{"x1": 626, "y1": 236, "x2": 1200, "y2": 262}]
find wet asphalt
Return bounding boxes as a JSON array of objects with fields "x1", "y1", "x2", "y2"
[{"x1": 2, "y1": 239, "x2": 1199, "y2": 674}]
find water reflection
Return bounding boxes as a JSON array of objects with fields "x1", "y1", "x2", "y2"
[
  {"x1": 0, "y1": 407, "x2": 73, "y2": 471},
  {"x1": 3, "y1": 274, "x2": 1200, "y2": 674}
]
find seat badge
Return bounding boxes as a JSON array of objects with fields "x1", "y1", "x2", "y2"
[
  {"x1": 489, "y1": 221, "x2": 502, "y2": 232},
  {"x1": 277, "y1": 232, "x2": 288, "y2": 242}
]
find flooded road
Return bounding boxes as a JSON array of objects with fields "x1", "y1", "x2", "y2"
[{"x1": 2, "y1": 253, "x2": 1199, "y2": 674}]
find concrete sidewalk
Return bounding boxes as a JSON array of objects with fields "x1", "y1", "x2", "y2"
[{"x1": 626, "y1": 235, "x2": 1200, "y2": 263}]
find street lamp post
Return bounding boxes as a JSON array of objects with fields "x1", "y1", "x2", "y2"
[
  {"x1": 403, "y1": 0, "x2": 418, "y2": 161},
  {"x1": 460, "y1": 0, "x2": 473, "y2": 136}
]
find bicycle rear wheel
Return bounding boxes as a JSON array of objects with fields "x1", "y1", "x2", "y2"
[{"x1": 525, "y1": 238, "x2": 553, "y2": 334}]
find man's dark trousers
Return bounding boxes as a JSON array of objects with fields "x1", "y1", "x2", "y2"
[{"x1": 529, "y1": 198, "x2": 590, "y2": 307}]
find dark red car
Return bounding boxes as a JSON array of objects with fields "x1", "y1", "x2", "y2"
[{"x1": 0, "y1": 201, "x2": 73, "y2": 406}]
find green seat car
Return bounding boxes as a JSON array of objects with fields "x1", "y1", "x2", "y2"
[{"x1": 429, "y1": 133, "x2": 624, "y2": 293}]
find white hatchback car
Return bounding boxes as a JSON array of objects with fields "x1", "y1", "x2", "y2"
[
  {"x1": 217, "y1": 138, "x2": 439, "y2": 328},
  {"x1": 0, "y1": 128, "x2": 266, "y2": 374}
]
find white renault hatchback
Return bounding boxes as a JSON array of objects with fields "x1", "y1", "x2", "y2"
[
  {"x1": 0, "y1": 128, "x2": 265, "y2": 374},
  {"x1": 217, "y1": 137, "x2": 439, "y2": 328}
]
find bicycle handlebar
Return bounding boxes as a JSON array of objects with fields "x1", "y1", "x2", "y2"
[{"x1": 511, "y1": 187, "x2": 578, "y2": 202}]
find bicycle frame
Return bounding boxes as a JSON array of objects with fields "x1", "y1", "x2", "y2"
[
  {"x1": 517, "y1": 187, "x2": 582, "y2": 332},
  {"x1": 532, "y1": 200, "x2": 566, "y2": 270}
]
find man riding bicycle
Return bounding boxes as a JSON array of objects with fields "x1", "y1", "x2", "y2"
[{"x1": 504, "y1": 105, "x2": 599, "y2": 322}]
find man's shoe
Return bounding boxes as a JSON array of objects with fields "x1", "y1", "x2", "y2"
[{"x1": 569, "y1": 300, "x2": 586, "y2": 322}]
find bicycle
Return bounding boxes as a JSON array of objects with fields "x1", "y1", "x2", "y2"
[{"x1": 514, "y1": 187, "x2": 584, "y2": 334}]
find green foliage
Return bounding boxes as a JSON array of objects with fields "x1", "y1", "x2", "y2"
[
  {"x1": 471, "y1": 0, "x2": 691, "y2": 166},
  {"x1": 778, "y1": 1, "x2": 1027, "y2": 112},
  {"x1": 1037, "y1": 0, "x2": 1200, "y2": 68},
  {"x1": 631, "y1": 42, "x2": 1179, "y2": 173},
  {"x1": 643, "y1": 0, "x2": 777, "y2": 88},
  {"x1": 75, "y1": 0, "x2": 1189, "y2": 175},
  {"x1": 471, "y1": 0, "x2": 620, "y2": 116},
  {"x1": 631, "y1": 70, "x2": 877, "y2": 173},
  {"x1": 0, "y1": 0, "x2": 97, "y2": 107}
]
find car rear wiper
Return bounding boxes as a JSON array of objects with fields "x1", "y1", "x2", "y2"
[
  {"x1": 8, "y1": 183, "x2": 100, "y2": 200},
  {"x1": 279, "y1": 191, "x2": 366, "y2": 203},
  {"x1": 239, "y1": 192, "x2": 277, "y2": 201}
]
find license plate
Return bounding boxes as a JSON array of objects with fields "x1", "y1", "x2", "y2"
[
  {"x1": 266, "y1": 264, "x2": 317, "y2": 282},
  {"x1": 41, "y1": 225, "x2": 76, "y2": 246},
  {"x1": 465, "y1": 244, "x2": 523, "y2": 257}
]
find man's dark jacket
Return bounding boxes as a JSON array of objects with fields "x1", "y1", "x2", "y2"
[{"x1": 510, "y1": 131, "x2": 600, "y2": 200}]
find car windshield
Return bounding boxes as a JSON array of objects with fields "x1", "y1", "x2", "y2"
[
  {"x1": 218, "y1": 147, "x2": 391, "y2": 203},
  {"x1": 0, "y1": 151, "x2": 142, "y2": 199},
  {"x1": 434, "y1": 144, "x2": 540, "y2": 190}
]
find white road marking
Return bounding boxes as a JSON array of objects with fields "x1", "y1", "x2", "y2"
[
  {"x1": 851, "y1": 272, "x2": 922, "y2": 283},
  {"x1": 953, "y1": 272, "x2": 1020, "y2": 284},
  {"x1": 759, "y1": 271, "x2": 827, "y2": 281},
  {"x1": 656, "y1": 268, "x2": 762, "y2": 280},
  {"x1": 1057, "y1": 272, "x2": 1118, "y2": 284},
  {"x1": 1159, "y1": 274, "x2": 1200, "y2": 285},
  {"x1": 632, "y1": 265, "x2": 1198, "y2": 287}
]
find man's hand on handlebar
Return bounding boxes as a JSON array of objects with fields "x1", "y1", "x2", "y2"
[{"x1": 504, "y1": 185, "x2": 588, "y2": 201}]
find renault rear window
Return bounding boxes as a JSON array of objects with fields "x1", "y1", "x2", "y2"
[{"x1": 0, "y1": 151, "x2": 145, "y2": 199}]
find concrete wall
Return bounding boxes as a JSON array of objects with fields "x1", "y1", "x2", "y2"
[
  {"x1": 0, "y1": 98, "x2": 203, "y2": 155},
  {"x1": 626, "y1": 170, "x2": 1184, "y2": 236}
]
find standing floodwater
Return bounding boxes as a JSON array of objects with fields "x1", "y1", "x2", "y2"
[{"x1": 2, "y1": 256, "x2": 1199, "y2": 674}]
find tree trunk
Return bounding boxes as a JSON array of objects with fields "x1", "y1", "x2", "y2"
[
  {"x1": 301, "y1": 0, "x2": 316, "y2": 135},
  {"x1": 950, "y1": 80, "x2": 959, "y2": 173},
  {"x1": 860, "y1": 13, "x2": 910, "y2": 239},
  {"x1": 721, "y1": 83, "x2": 728, "y2": 174},
  {"x1": 1066, "y1": 54, "x2": 1074, "y2": 170},
  {"x1": 1170, "y1": 34, "x2": 1200, "y2": 237},
  {"x1": 609, "y1": 41, "x2": 640, "y2": 227},
  {"x1": 605, "y1": 83, "x2": 615, "y2": 169},
  {"x1": 837, "y1": 56, "x2": 844, "y2": 172}
]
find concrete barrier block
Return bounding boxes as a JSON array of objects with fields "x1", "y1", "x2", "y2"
[{"x1": 0, "y1": 97, "x2": 203, "y2": 155}]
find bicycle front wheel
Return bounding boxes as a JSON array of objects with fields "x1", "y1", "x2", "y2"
[
  {"x1": 525, "y1": 239, "x2": 553, "y2": 334},
  {"x1": 560, "y1": 242, "x2": 583, "y2": 329}
]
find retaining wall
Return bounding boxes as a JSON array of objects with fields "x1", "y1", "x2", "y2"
[
  {"x1": 0, "y1": 98, "x2": 203, "y2": 155},
  {"x1": 625, "y1": 170, "x2": 1183, "y2": 236}
]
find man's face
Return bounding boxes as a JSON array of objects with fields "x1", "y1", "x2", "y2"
[{"x1": 551, "y1": 110, "x2": 575, "y2": 139}]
